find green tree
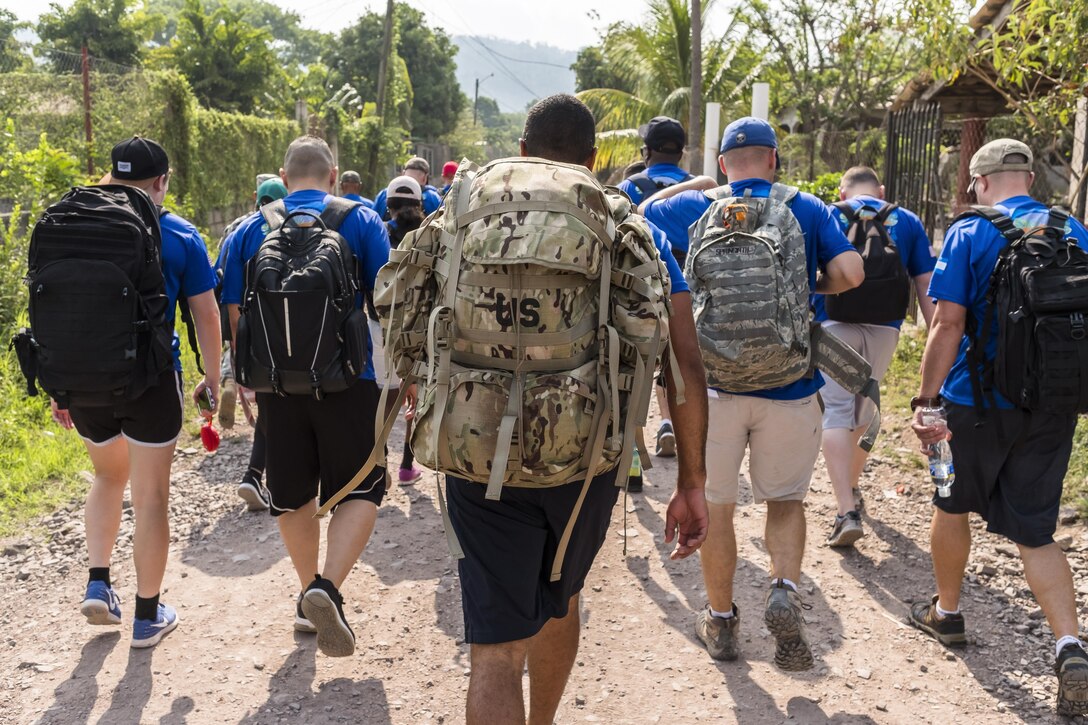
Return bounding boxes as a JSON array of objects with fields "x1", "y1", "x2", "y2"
[
  {"x1": 151, "y1": 0, "x2": 282, "y2": 115},
  {"x1": 575, "y1": 0, "x2": 761, "y2": 169},
  {"x1": 36, "y1": 0, "x2": 155, "y2": 69},
  {"x1": 0, "y1": 10, "x2": 30, "y2": 71},
  {"x1": 571, "y1": 43, "x2": 633, "y2": 94}
]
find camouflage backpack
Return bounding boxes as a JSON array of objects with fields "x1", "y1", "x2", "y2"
[{"x1": 318, "y1": 157, "x2": 676, "y2": 580}]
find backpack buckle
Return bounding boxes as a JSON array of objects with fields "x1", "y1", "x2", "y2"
[
  {"x1": 310, "y1": 371, "x2": 325, "y2": 401},
  {"x1": 1072, "y1": 313, "x2": 1086, "y2": 341},
  {"x1": 270, "y1": 369, "x2": 285, "y2": 397}
]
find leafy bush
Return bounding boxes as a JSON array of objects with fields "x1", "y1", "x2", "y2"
[{"x1": 786, "y1": 172, "x2": 842, "y2": 204}]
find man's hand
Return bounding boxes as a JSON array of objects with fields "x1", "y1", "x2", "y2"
[
  {"x1": 664, "y1": 487, "x2": 708, "y2": 560},
  {"x1": 404, "y1": 383, "x2": 418, "y2": 422},
  {"x1": 911, "y1": 408, "x2": 951, "y2": 454},
  {"x1": 50, "y1": 399, "x2": 73, "y2": 430},
  {"x1": 193, "y1": 376, "x2": 221, "y2": 421}
]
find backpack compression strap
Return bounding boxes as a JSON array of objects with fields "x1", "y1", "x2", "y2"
[
  {"x1": 956, "y1": 205, "x2": 1024, "y2": 245},
  {"x1": 260, "y1": 199, "x2": 288, "y2": 230},
  {"x1": 319, "y1": 197, "x2": 362, "y2": 232}
]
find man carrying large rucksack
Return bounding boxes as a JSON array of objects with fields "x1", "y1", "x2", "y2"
[
  {"x1": 367, "y1": 94, "x2": 709, "y2": 724},
  {"x1": 819, "y1": 166, "x2": 937, "y2": 547},
  {"x1": 12, "y1": 136, "x2": 222, "y2": 648},
  {"x1": 642, "y1": 117, "x2": 864, "y2": 671},
  {"x1": 220, "y1": 135, "x2": 391, "y2": 658},
  {"x1": 910, "y1": 139, "x2": 1088, "y2": 716}
]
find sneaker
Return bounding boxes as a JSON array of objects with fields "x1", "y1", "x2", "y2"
[
  {"x1": 131, "y1": 603, "x2": 179, "y2": 649},
  {"x1": 398, "y1": 467, "x2": 422, "y2": 484},
  {"x1": 1056, "y1": 643, "x2": 1088, "y2": 716},
  {"x1": 908, "y1": 595, "x2": 966, "y2": 646},
  {"x1": 826, "y1": 510, "x2": 864, "y2": 548},
  {"x1": 852, "y1": 487, "x2": 865, "y2": 512},
  {"x1": 301, "y1": 575, "x2": 355, "y2": 657},
  {"x1": 218, "y1": 379, "x2": 237, "y2": 429},
  {"x1": 294, "y1": 593, "x2": 317, "y2": 634},
  {"x1": 694, "y1": 605, "x2": 740, "y2": 661},
  {"x1": 654, "y1": 422, "x2": 676, "y2": 457},
  {"x1": 237, "y1": 473, "x2": 270, "y2": 512},
  {"x1": 80, "y1": 581, "x2": 122, "y2": 625},
  {"x1": 764, "y1": 581, "x2": 814, "y2": 671}
]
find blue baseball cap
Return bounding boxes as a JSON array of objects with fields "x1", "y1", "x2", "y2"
[{"x1": 720, "y1": 117, "x2": 780, "y2": 167}]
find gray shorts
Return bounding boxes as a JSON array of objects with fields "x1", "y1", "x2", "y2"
[{"x1": 820, "y1": 322, "x2": 900, "y2": 431}]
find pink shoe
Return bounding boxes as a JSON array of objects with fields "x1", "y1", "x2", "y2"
[{"x1": 398, "y1": 467, "x2": 422, "y2": 483}]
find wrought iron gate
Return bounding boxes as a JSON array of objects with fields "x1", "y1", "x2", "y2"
[{"x1": 885, "y1": 103, "x2": 943, "y2": 236}]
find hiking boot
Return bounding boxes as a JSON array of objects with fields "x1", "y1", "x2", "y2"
[
  {"x1": 131, "y1": 603, "x2": 179, "y2": 649},
  {"x1": 218, "y1": 379, "x2": 237, "y2": 429},
  {"x1": 398, "y1": 467, "x2": 422, "y2": 484},
  {"x1": 654, "y1": 421, "x2": 676, "y2": 457},
  {"x1": 237, "y1": 472, "x2": 270, "y2": 512},
  {"x1": 852, "y1": 487, "x2": 865, "y2": 513},
  {"x1": 294, "y1": 593, "x2": 317, "y2": 634},
  {"x1": 301, "y1": 575, "x2": 355, "y2": 657},
  {"x1": 908, "y1": 595, "x2": 966, "y2": 646},
  {"x1": 764, "y1": 581, "x2": 814, "y2": 671},
  {"x1": 694, "y1": 605, "x2": 740, "y2": 661},
  {"x1": 1056, "y1": 643, "x2": 1088, "y2": 716},
  {"x1": 826, "y1": 510, "x2": 864, "y2": 548},
  {"x1": 81, "y1": 580, "x2": 122, "y2": 625}
]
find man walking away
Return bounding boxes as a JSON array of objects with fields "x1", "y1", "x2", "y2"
[
  {"x1": 340, "y1": 170, "x2": 374, "y2": 209},
  {"x1": 372, "y1": 157, "x2": 443, "y2": 219},
  {"x1": 910, "y1": 138, "x2": 1088, "y2": 716},
  {"x1": 642, "y1": 117, "x2": 863, "y2": 671},
  {"x1": 821, "y1": 166, "x2": 936, "y2": 546}
]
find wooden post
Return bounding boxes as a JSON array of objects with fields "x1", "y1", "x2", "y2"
[
  {"x1": 81, "y1": 45, "x2": 93, "y2": 177},
  {"x1": 368, "y1": 0, "x2": 395, "y2": 192},
  {"x1": 955, "y1": 117, "x2": 988, "y2": 214},
  {"x1": 686, "y1": 0, "x2": 703, "y2": 175}
]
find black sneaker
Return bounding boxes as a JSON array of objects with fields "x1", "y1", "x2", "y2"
[
  {"x1": 826, "y1": 510, "x2": 863, "y2": 548},
  {"x1": 908, "y1": 595, "x2": 966, "y2": 646},
  {"x1": 301, "y1": 575, "x2": 355, "y2": 657},
  {"x1": 237, "y1": 471, "x2": 270, "y2": 512},
  {"x1": 654, "y1": 422, "x2": 676, "y2": 457},
  {"x1": 294, "y1": 593, "x2": 317, "y2": 633},
  {"x1": 1056, "y1": 643, "x2": 1088, "y2": 716}
]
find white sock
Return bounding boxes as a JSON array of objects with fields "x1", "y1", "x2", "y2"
[
  {"x1": 709, "y1": 606, "x2": 735, "y2": 620},
  {"x1": 659, "y1": 419, "x2": 673, "y2": 431},
  {"x1": 935, "y1": 601, "x2": 960, "y2": 618},
  {"x1": 774, "y1": 578, "x2": 798, "y2": 593},
  {"x1": 1056, "y1": 635, "x2": 1084, "y2": 659}
]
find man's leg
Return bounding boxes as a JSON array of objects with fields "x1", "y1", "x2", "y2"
[
  {"x1": 765, "y1": 500, "x2": 805, "y2": 584},
  {"x1": 931, "y1": 509, "x2": 971, "y2": 612},
  {"x1": 527, "y1": 595, "x2": 581, "y2": 725},
  {"x1": 653, "y1": 382, "x2": 675, "y2": 457},
  {"x1": 700, "y1": 503, "x2": 739, "y2": 611},
  {"x1": 277, "y1": 502, "x2": 321, "y2": 591},
  {"x1": 467, "y1": 639, "x2": 530, "y2": 725},
  {"x1": 322, "y1": 499, "x2": 379, "y2": 588},
  {"x1": 1020, "y1": 543, "x2": 1079, "y2": 640},
  {"x1": 127, "y1": 442, "x2": 177, "y2": 599},
  {"x1": 823, "y1": 426, "x2": 867, "y2": 516},
  {"x1": 83, "y1": 439, "x2": 130, "y2": 570}
]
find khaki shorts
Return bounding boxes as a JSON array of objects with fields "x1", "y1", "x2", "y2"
[
  {"x1": 705, "y1": 391, "x2": 822, "y2": 505},
  {"x1": 820, "y1": 322, "x2": 900, "y2": 431}
]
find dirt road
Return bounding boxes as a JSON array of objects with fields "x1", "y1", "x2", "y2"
[{"x1": 1, "y1": 407, "x2": 1085, "y2": 724}]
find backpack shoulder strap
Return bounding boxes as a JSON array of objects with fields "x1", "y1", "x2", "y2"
[
  {"x1": 955, "y1": 205, "x2": 1023, "y2": 244},
  {"x1": 260, "y1": 199, "x2": 287, "y2": 231},
  {"x1": 320, "y1": 197, "x2": 362, "y2": 232},
  {"x1": 770, "y1": 183, "x2": 799, "y2": 204},
  {"x1": 626, "y1": 173, "x2": 661, "y2": 200},
  {"x1": 1047, "y1": 207, "x2": 1071, "y2": 237},
  {"x1": 176, "y1": 296, "x2": 205, "y2": 375},
  {"x1": 832, "y1": 201, "x2": 858, "y2": 224},
  {"x1": 874, "y1": 202, "x2": 899, "y2": 224}
]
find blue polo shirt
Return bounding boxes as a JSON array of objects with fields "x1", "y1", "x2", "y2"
[
  {"x1": 647, "y1": 220, "x2": 687, "y2": 295},
  {"x1": 220, "y1": 189, "x2": 392, "y2": 380},
  {"x1": 160, "y1": 211, "x2": 218, "y2": 372},
  {"x1": 343, "y1": 192, "x2": 375, "y2": 210},
  {"x1": 618, "y1": 163, "x2": 692, "y2": 207},
  {"x1": 929, "y1": 195, "x2": 1088, "y2": 409},
  {"x1": 644, "y1": 178, "x2": 855, "y2": 400},
  {"x1": 372, "y1": 184, "x2": 443, "y2": 220},
  {"x1": 814, "y1": 195, "x2": 936, "y2": 328}
]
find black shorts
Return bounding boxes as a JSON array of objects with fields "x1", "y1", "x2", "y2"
[
  {"x1": 446, "y1": 467, "x2": 620, "y2": 644},
  {"x1": 69, "y1": 369, "x2": 183, "y2": 447},
  {"x1": 937, "y1": 403, "x2": 1077, "y2": 547},
  {"x1": 257, "y1": 379, "x2": 386, "y2": 516}
]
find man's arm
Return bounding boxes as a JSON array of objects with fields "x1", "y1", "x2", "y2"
[
  {"x1": 187, "y1": 289, "x2": 222, "y2": 416},
  {"x1": 910, "y1": 299, "x2": 966, "y2": 449},
  {"x1": 637, "y1": 175, "x2": 718, "y2": 215},
  {"x1": 913, "y1": 272, "x2": 936, "y2": 329},
  {"x1": 815, "y1": 250, "x2": 864, "y2": 294},
  {"x1": 228, "y1": 303, "x2": 241, "y2": 356},
  {"x1": 662, "y1": 291, "x2": 709, "y2": 559}
]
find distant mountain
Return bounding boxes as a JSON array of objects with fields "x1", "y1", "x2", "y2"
[{"x1": 452, "y1": 35, "x2": 577, "y2": 114}]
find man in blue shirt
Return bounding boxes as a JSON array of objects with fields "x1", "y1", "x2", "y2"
[
  {"x1": 642, "y1": 117, "x2": 863, "y2": 671},
  {"x1": 820, "y1": 166, "x2": 937, "y2": 548},
  {"x1": 372, "y1": 157, "x2": 443, "y2": 219},
  {"x1": 339, "y1": 170, "x2": 374, "y2": 209},
  {"x1": 223, "y1": 136, "x2": 391, "y2": 659},
  {"x1": 618, "y1": 116, "x2": 694, "y2": 208},
  {"x1": 910, "y1": 139, "x2": 1088, "y2": 714}
]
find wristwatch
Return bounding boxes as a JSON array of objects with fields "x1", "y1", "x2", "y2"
[{"x1": 910, "y1": 395, "x2": 942, "y2": 411}]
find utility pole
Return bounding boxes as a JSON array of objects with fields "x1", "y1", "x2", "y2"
[
  {"x1": 369, "y1": 0, "x2": 395, "y2": 190},
  {"x1": 81, "y1": 45, "x2": 93, "y2": 176},
  {"x1": 687, "y1": 0, "x2": 703, "y2": 175},
  {"x1": 473, "y1": 74, "x2": 494, "y2": 126}
]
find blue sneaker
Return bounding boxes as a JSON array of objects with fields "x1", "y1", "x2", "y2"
[
  {"x1": 131, "y1": 603, "x2": 179, "y2": 649},
  {"x1": 80, "y1": 581, "x2": 121, "y2": 625}
]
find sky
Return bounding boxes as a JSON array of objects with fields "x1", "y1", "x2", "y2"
[{"x1": 1, "y1": 0, "x2": 727, "y2": 51}]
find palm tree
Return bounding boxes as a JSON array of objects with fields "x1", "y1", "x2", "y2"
[{"x1": 577, "y1": 0, "x2": 763, "y2": 171}]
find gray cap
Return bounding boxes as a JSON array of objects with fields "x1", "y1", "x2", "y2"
[
  {"x1": 404, "y1": 156, "x2": 430, "y2": 174},
  {"x1": 970, "y1": 139, "x2": 1034, "y2": 177}
]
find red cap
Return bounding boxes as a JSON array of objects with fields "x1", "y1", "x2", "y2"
[{"x1": 442, "y1": 161, "x2": 459, "y2": 177}]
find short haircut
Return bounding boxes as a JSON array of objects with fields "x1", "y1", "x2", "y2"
[
  {"x1": 722, "y1": 145, "x2": 774, "y2": 167},
  {"x1": 840, "y1": 166, "x2": 881, "y2": 190},
  {"x1": 284, "y1": 136, "x2": 334, "y2": 181},
  {"x1": 523, "y1": 94, "x2": 596, "y2": 164}
]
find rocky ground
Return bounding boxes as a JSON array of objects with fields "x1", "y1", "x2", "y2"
[{"x1": 1, "y1": 405, "x2": 1087, "y2": 724}]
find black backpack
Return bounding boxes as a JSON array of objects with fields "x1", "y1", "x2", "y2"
[
  {"x1": 963, "y1": 205, "x2": 1088, "y2": 415},
  {"x1": 825, "y1": 201, "x2": 912, "y2": 324},
  {"x1": 11, "y1": 185, "x2": 174, "y2": 409},
  {"x1": 235, "y1": 198, "x2": 369, "y2": 399},
  {"x1": 625, "y1": 170, "x2": 694, "y2": 202}
]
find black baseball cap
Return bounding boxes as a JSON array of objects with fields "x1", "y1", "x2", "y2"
[
  {"x1": 110, "y1": 136, "x2": 169, "y2": 180},
  {"x1": 638, "y1": 117, "x2": 686, "y2": 153}
]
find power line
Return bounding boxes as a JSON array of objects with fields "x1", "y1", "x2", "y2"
[{"x1": 481, "y1": 45, "x2": 571, "y2": 70}]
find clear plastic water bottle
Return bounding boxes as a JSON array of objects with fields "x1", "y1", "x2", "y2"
[{"x1": 920, "y1": 406, "x2": 954, "y2": 498}]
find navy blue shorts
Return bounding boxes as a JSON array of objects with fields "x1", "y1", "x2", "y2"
[
  {"x1": 937, "y1": 403, "x2": 1077, "y2": 547},
  {"x1": 446, "y1": 468, "x2": 620, "y2": 644}
]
